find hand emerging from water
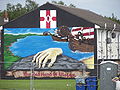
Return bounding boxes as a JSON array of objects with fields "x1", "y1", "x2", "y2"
[{"x1": 32, "y1": 48, "x2": 63, "y2": 68}]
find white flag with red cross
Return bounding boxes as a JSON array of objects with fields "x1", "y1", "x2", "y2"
[
  {"x1": 40, "y1": 10, "x2": 57, "y2": 28},
  {"x1": 71, "y1": 27, "x2": 94, "y2": 39}
]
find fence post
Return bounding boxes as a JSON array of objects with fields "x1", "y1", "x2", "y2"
[
  {"x1": 0, "y1": 63, "x2": 1, "y2": 79},
  {"x1": 30, "y1": 62, "x2": 34, "y2": 90},
  {"x1": 100, "y1": 61, "x2": 118, "y2": 90}
]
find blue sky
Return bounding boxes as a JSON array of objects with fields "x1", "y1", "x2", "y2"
[{"x1": 0, "y1": 0, "x2": 120, "y2": 19}]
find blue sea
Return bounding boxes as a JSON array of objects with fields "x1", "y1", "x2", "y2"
[{"x1": 5, "y1": 28, "x2": 94, "y2": 61}]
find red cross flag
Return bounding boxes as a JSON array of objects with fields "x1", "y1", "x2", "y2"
[
  {"x1": 40, "y1": 10, "x2": 57, "y2": 28},
  {"x1": 71, "y1": 27, "x2": 94, "y2": 39}
]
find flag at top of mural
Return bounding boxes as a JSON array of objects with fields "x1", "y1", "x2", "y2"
[
  {"x1": 40, "y1": 10, "x2": 57, "y2": 28},
  {"x1": 71, "y1": 27, "x2": 94, "y2": 39}
]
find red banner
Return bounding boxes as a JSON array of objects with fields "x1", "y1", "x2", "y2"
[{"x1": 6, "y1": 71, "x2": 89, "y2": 78}]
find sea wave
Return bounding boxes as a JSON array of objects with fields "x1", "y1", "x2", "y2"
[{"x1": 9, "y1": 35, "x2": 94, "y2": 61}]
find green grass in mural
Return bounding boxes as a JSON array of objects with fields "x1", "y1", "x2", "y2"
[
  {"x1": 0, "y1": 79, "x2": 76, "y2": 90},
  {"x1": 4, "y1": 34, "x2": 42, "y2": 69}
]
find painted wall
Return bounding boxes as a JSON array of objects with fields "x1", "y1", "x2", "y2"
[
  {"x1": 3, "y1": 27, "x2": 95, "y2": 78},
  {"x1": 2, "y1": 4, "x2": 97, "y2": 78}
]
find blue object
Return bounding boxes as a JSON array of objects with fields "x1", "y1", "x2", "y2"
[
  {"x1": 76, "y1": 85, "x2": 85, "y2": 90},
  {"x1": 76, "y1": 78, "x2": 85, "y2": 84},
  {"x1": 87, "y1": 86, "x2": 97, "y2": 90},
  {"x1": 86, "y1": 77, "x2": 97, "y2": 90},
  {"x1": 75, "y1": 77, "x2": 86, "y2": 90}
]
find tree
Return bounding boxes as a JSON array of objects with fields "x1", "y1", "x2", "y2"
[
  {"x1": 51, "y1": 1, "x2": 75, "y2": 7},
  {"x1": 6, "y1": 3, "x2": 14, "y2": 20},
  {"x1": 6, "y1": 3, "x2": 12, "y2": 11},
  {"x1": 58, "y1": 1, "x2": 65, "y2": 5},
  {"x1": 52, "y1": 1, "x2": 57, "y2": 4},
  {"x1": 105, "y1": 13, "x2": 120, "y2": 24},
  {"x1": 16, "y1": 3, "x2": 22, "y2": 11},
  {"x1": 4, "y1": 0, "x2": 39, "y2": 20},
  {"x1": 69, "y1": 4, "x2": 76, "y2": 8},
  {"x1": 0, "y1": 10, "x2": 3, "y2": 17},
  {"x1": 25, "y1": 0, "x2": 39, "y2": 12},
  {"x1": 2, "y1": 0, "x2": 77, "y2": 21}
]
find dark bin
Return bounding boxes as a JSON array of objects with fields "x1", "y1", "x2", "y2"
[
  {"x1": 76, "y1": 85, "x2": 85, "y2": 90},
  {"x1": 86, "y1": 77, "x2": 97, "y2": 90},
  {"x1": 87, "y1": 85, "x2": 97, "y2": 90}
]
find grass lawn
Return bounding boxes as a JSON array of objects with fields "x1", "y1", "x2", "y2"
[{"x1": 0, "y1": 79, "x2": 76, "y2": 90}]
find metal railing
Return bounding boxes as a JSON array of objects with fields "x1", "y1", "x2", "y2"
[{"x1": 0, "y1": 62, "x2": 120, "y2": 90}]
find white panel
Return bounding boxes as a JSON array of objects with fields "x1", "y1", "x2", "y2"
[
  {"x1": 82, "y1": 28, "x2": 94, "y2": 33},
  {"x1": 111, "y1": 33, "x2": 118, "y2": 59},
  {"x1": 40, "y1": 10, "x2": 46, "y2": 17},
  {"x1": 50, "y1": 10, "x2": 57, "y2": 28},
  {"x1": 40, "y1": 22, "x2": 46, "y2": 28},
  {"x1": 50, "y1": 10, "x2": 56, "y2": 17},
  {"x1": 115, "y1": 33, "x2": 119, "y2": 59},
  {"x1": 97, "y1": 30, "x2": 102, "y2": 59},
  {"x1": 40, "y1": 10, "x2": 46, "y2": 28},
  {"x1": 0, "y1": 26, "x2": 3, "y2": 30},
  {"x1": 106, "y1": 31, "x2": 120, "y2": 59},
  {"x1": 50, "y1": 21, "x2": 57, "y2": 28},
  {"x1": 97, "y1": 30, "x2": 107, "y2": 59},
  {"x1": 118, "y1": 34, "x2": 120, "y2": 59},
  {"x1": 107, "y1": 31, "x2": 112, "y2": 59},
  {"x1": 97, "y1": 30, "x2": 120, "y2": 60},
  {"x1": 95, "y1": 24, "x2": 100, "y2": 28},
  {"x1": 101, "y1": 31, "x2": 107, "y2": 59}
]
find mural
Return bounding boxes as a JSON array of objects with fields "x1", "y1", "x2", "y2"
[{"x1": 4, "y1": 26, "x2": 95, "y2": 78}]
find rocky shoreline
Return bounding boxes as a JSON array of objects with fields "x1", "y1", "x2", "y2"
[{"x1": 8, "y1": 54, "x2": 86, "y2": 70}]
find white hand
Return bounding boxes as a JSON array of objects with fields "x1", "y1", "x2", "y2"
[{"x1": 32, "y1": 48, "x2": 63, "y2": 68}]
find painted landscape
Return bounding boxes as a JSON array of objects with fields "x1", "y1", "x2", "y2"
[{"x1": 4, "y1": 28, "x2": 94, "y2": 70}]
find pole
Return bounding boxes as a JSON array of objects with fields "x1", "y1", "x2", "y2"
[{"x1": 30, "y1": 62, "x2": 33, "y2": 90}]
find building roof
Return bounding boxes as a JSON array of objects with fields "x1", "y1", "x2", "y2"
[
  {"x1": 51, "y1": 3, "x2": 120, "y2": 31},
  {"x1": 4, "y1": 2, "x2": 120, "y2": 31}
]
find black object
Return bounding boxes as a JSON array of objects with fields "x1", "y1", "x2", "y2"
[
  {"x1": 111, "y1": 32, "x2": 116, "y2": 38},
  {"x1": 106, "y1": 38, "x2": 111, "y2": 44}
]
